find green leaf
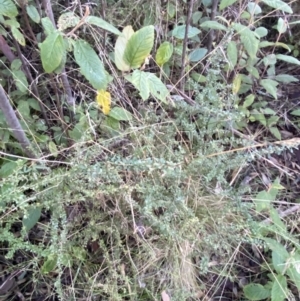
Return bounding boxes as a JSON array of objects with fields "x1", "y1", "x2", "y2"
[
  {"x1": 271, "y1": 275, "x2": 287, "y2": 301},
  {"x1": 274, "y1": 74, "x2": 298, "y2": 83},
  {"x1": 277, "y1": 17, "x2": 287, "y2": 34},
  {"x1": 18, "y1": 100, "x2": 30, "y2": 117},
  {"x1": 73, "y1": 39, "x2": 107, "y2": 90},
  {"x1": 260, "y1": 79, "x2": 278, "y2": 99},
  {"x1": 240, "y1": 31, "x2": 259, "y2": 59},
  {"x1": 259, "y1": 41, "x2": 290, "y2": 51},
  {"x1": 23, "y1": 206, "x2": 42, "y2": 231},
  {"x1": 247, "y1": 2, "x2": 262, "y2": 14},
  {"x1": 276, "y1": 54, "x2": 300, "y2": 65},
  {"x1": 41, "y1": 17, "x2": 56, "y2": 36},
  {"x1": 269, "y1": 207, "x2": 286, "y2": 232},
  {"x1": 167, "y1": 2, "x2": 176, "y2": 18},
  {"x1": 172, "y1": 25, "x2": 201, "y2": 39},
  {"x1": 192, "y1": 11, "x2": 203, "y2": 24},
  {"x1": 124, "y1": 25, "x2": 154, "y2": 69},
  {"x1": 255, "y1": 27, "x2": 268, "y2": 37},
  {"x1": 243, "y1": 94, "x2": 255, "y2": 108},
  {"x1": 253, "y1": 190, "x2": 273, "y2": 212},
  {"x1": 189, "y1": 48, "x2": 207, "y2": 62},
  {"x1": 261, "y1": 0, "x2": 292, "y2": 14},
  {"x1": 286, "y1": 253, "x2": 300, "y2": 291},
  {"x1": 220, "y1": 0, "x2": 238, "y2": 10},
  {"x1": 28, "y1": 98, "x2": 41, "y2": 111},
  {"x1": 41, "y1": 255, "x2": 57, "y2": 274},
  {"x1": 272, "y1": 250, "x2": 287, "y2": 274},
  {"x1": 26, "y1": 4, "x2": 40, "y2": 23},
  {"x1": 57, "y1": 12, "x2": 80, "y2": 31},
  {"x1": 269, "y1": 126, "x2": 281, "y2": 139},
  {"x1": 227, "y1": 41, "x2": 238, "y2": 70},
  {"x1": 108, "y1": 107, "x2": 132, "y2": 121},
  {"x1": 243, "y1": 283, "x2": 271, "y2": 300},
  {"x1": 85, "y1": 16, "x2": 121, "y2": 35},
  {"x1": 191, "y1": 72, "x2": 206, "y2": 83},
  {"x1": 200, "y1": 20, "x2": 227, "y2": 31},
  {"x1": 155, "y1": 41, "x2": 173, "y2": 66},
  {"x1": 147, "y1": 73, "x2": 170, "y2": 104},
  {"x1": 263, "y1": 238, "x2": 289, "y2": 258},
  {"x1": 11, "y1": 27, "x2": 25, "y2": 46},
  {"x1": 0, "y1": 0, "x2": 18, "y2": 18},
  {"x1": 126, "y1": 70, "x2": 150, "y2": 100},
  {"x1": 48, "y1": 141, "x2": 58, "y2": 157},
  {"x1": 13, "y1": 70, "x2": 28, "y2": 93},
  {"x1": 290, "y1": 109, "x2": 300, "y2": 116},
  {"x1": 0, "y1": 161, "x2": 18, "y2": 177},
  {"x1": 114, "y1": 25, "x2": 134, "y2": 71},
  {"x1": 40, "y1": 31, "x2": 65, "y2": 73}
]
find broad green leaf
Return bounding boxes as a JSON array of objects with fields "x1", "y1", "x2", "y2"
[
  {"x1": 232, "y1": 74, "x2": 242, "y2": 94},
  {"x1": 155, "y1": 41, "x2": 173, "y2": 66},
  {"x1": 109, "y1": 107, "x2": 132, "y2": 121},
  {"x1": 276, "y1": 54, "x2": 300, "y2": 65},
  {"x1": 240, "y1": 31, "x2": 259, "y2": 59},
  {"x1": 124, "y1": 25, "x2": 154, "y2": 69},
  {"x1": 290, "y1": 109, "x2": 300, "y2": 116},
  {"x1": 40, "y1": 31, "x2": 65, "y2": 73},
  {"x1": 28, "y1": 98, "x2": 41, "y2": 111},
  {"x1": 243, "y1": 283, "x2": 271, "y2": 300},
  {"x1": 167, "y1": 2, "x2": 176, "y2": 18},
  {"x1": 253, "y1": 190, "x2": 272, "y2": 212},
  {"x1": 260, "y1": 79, "x2": 278, "y2": 99},
  {"x1": 192, "y1": 11, "x2": 203, "y2": 24},
  {"x1": 259, "y1": 41, "x2": 290, "y2": 51},
  {"x1": 26, "y1": 4, "x2": 40, "y2": 23},
  {"x1": 220, "y1": 0, "x2": 238, "y2": 10},
  {"x1": 172, "y1": 25, "x2": 200, "y2": 39},
  {"x1": 85, "y1": 16, "x2": 121, "y2": 35},
  {"x1": 189, "y1": 48, "x2": 207, "y2": 62},
  {"x1": 147, "y1": 73, "x2": 169, "y2": 104},
  {"x1": 200, "y1": 20, "x2": 227, "y2": 31},
  {"x1": 267, "y1": 115, "x2": 279, "y2": 126},
  {"x1": 227, "y1": 41, "x2": 238, "y2": 69},
  {"x1": 0, "y1": 161, "x2": 18, "y2": 177},
  {"x1": 274, "y1": 74, "x2": 298, "y2": 83},
  {"x1": 243, "y1": 94, "x2": 255, "y2": 108},
  {"x1": 286, "y1": 253, "x2": 300, "y2": 290},
  {"x1": 11, "y1": 27, "x2": 25, "y2": 46},
  {"x1": 41, "y1": 255, "x2": 57, "y2": 274},
  {"x1": 57, "y1": 12, "x2": 80, "y2": 31},
  {"x1": 126, "y1": 70, "x2": 150, "y2": 100},
  {"x1": 191, "y1": 72, "x2": 206, "y2": 83},
  {"x1": 247, "y1": 2, "x2": 262, "y2": 14},
  {"x1": 73, "y1": 39, "x2": 107, "y2": 90},
  {"x1": 269, "y1": 207, "x2": 286, "y2": 232},
  {"x1": 41, "y1": 17, "x2": 56, "y2": 36},
  {"x1": 261, "y1": 0, "x2": 292, "y2": 14},
  {"x1": 272, "y1": 250, "x2": 287, "y2": 274},
  {"x1": 263, "y1": 238, "x2": 289, "y2": 258},
  {"x1": 23, "y1": 206, "x2": 42, "y2": 231},
  {"x1": 255, "y1": 27, "x2": 268, "y2": 37},
  {"x1": 105, "y1": 116, "x2": 120, "y2": 130},
  {"x1": 48, "y1": 141, "x2": 58, "y2": 157},
  {"x1": 114, "y1": 25, "x2": 134, "y2": 71},
  {"x1": 263, "y1": 54, "x2": 277, "y2": 66},
  {"x1": 0, "y1": 0, "x2": 18, "y2": 17},
  {"x1": 18, "y1": 100, "x2": 30, "y2": 117},
  {"x1": 271, "y1": 275, "x2": 287, "y2": 301},
  {"x1": 277, "y1": 17, "x2": 287, "y2": 34},
  {"x1": 3, "y1": 18, "x2": 20, "y2": 28},
  {"x1": 12, "y1": 70, "x2": 28, "y2": 93}
]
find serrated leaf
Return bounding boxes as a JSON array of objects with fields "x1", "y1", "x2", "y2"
[
  {"x1": 74, "y1": 39, "x2": 107, "y2": 89},
  {"x1": 240, "y1": 31, "x2": 259, "y2": 59},
  {"x1": 261, "y1": 0, "x2": 292, "y2": 14},
  {"x1": 96, "y1": 90, "x2": 111, "y2": 115},
  {"x1": 26, "y1": 4, "x2": 40, "y2": 23},
  {"x1": 114, "y1": 25, "x2": 134, "y2": 71},
  {"x1": 276, "y1": 54, "x2": 300, "y2": 65},
  {"x1": 227, "y1": 41, "x2": 237, "y2": 69},
  {"x1": 274, "y1": 74, "x2": 298, "y2": 83},
  {"x1": 220, "y1": 0, "x2": 238, "y2": 10},
  {"x1": 124, "y1": 25, "x2": 154, "y2": 69},
  {"x1": 57, "y1": 12, "x2": 80, "y2": 31},
  {"x1": 200, "y1": 20, "x2": 227, "y2": 31},
  {"x1": 41, "y1": 17, "x2": 55, "y2": 36},
  {"x1": 126, "y1": 70, "x2": 150, "y2": 100},
  {"x1": 85, "y1": 16, "x2": 121, "y2": 35},
  {"x1": 40, "y1": 31, "x2": 65, "y2": 73},
  {"x1": 189, "y1": 48, "x2": 207, "y2": 62},
  {"x1": 155, "y1": 41, "x2": 173, "y2": 66},
  {"x1": 172, "y1": 25, "x2": 201, "y2": 39},
  {"x1": 260, "y1": 79, "x2": 278, "y2": 99},
  {"x1": 48, "y1": 141, "x2": 58, "y2": 157},
  {"x1": 0, "y1": 161, "x2": 18, "y2": 177},
  {"x1": 0, "y1": 0, "x2": 18, "y2": 18},
  {"x1": 271, "y1": 275, "x2": 287, "y2": 301},
  {"x1": 243, "y1": 283, "x2": 271, "y2": 300},
  {"x1": 108, "y1": 107, "x2": 132, "y2": 121},
  {"x1": 247, "y1": 2, "x2": 262, "y2": 14},
  {"x1": 41, "y1": 255, "x2": 57, "y2": 274},
  {"x1": 11, "y1": 27, "x2": 25, "y2": 46},
  {"x1": 23, "y1": 207, "x2": 42, "y2": 232}
]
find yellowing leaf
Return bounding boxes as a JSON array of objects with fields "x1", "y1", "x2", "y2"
[
  {"x1": 96, "y1": 90, "x2": 111, "y2": 115},
  {"x1": 232, "y1": 74, "x2": 242, "y2": 94}
]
